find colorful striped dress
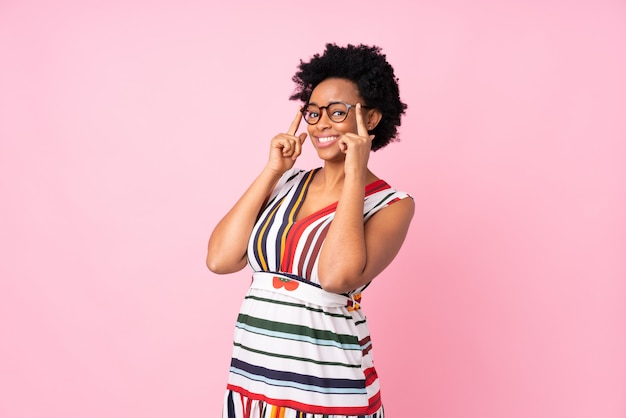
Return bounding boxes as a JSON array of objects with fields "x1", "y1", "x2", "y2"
[{"x1": 223, "y1": 167, "x2": 411, "y2": 418}]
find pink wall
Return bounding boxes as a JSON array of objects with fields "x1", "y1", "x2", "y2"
[{"x1": 1, "y1": 1, "x2": 625, "y2": 417}]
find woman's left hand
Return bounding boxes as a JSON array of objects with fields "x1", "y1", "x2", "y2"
[{"x1": 338, "y1": 103, "x2": 374, "y2": 177}]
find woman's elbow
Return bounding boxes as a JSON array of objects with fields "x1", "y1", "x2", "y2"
[
  {"x1": 206, "y1": 256, "x2": 222, "y2": 274},
  {"x1": 319, "y1": 274, "x2": 356, "y2": 294},
  {"x1": 205, "y1": 246, "x2": 217, "y2": 271},
  {"x1": 205, "y1": 254, "x2": 244, "y2": 274},
  {"x1": 318, "y1": 260, "x2": 366, "y2": 294}
]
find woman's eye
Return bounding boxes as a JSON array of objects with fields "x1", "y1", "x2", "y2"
[
  {"x1": 332, "y1": 110, "x2": 347, "y2": 117},
  {"x1": 308, "y1": 111, "x2": 320, "y2": 118}
]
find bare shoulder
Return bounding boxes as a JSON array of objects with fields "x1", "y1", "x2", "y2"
[
  {"x1": 381, "y1": 194, "x2": 414, "y2": 216},
  {"x1": 359, "y1": 195, "x2": 414, "y2": 282},
  {"x1": 366, "y1": 195, "x2": 415, "y2": 233}
]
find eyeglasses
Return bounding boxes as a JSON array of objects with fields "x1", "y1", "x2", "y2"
[{"x1": 301, "y1": 101, "x2": 372, "y2": 125}]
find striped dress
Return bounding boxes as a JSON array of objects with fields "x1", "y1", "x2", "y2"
[{"x1": 223, "y1": 167, "x2": 411, "y2": 418}]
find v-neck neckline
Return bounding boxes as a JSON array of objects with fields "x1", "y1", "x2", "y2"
[{"x1": 292, "y1": 168, "x2": 390, "y2": 224}]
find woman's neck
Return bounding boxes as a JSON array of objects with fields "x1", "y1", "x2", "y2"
[{"x1": 316, "y1": 162, "x2": 377, "y2": 191}]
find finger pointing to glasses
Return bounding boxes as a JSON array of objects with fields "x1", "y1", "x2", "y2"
[
  {"x1": 266, "y1": 107, "x2": 307, "y2": 175},
  {"x1": 338, "y1": 103, "x2": 374, "y2": 175}
]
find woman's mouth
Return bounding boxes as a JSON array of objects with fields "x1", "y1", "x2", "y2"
[{"x1": 317, "y1": 135, "x2": 339, "y2": 146}]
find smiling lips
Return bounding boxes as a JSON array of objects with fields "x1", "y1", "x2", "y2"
[{"x1": 317, "y1": 135, "x2": 338, "y2": 145}]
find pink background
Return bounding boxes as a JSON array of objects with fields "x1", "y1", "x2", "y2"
[{"x1": 1, "y1": 1, "x2": 625, "y2": 417}]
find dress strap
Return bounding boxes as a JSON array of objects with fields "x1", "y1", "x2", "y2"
[{"x1": 251, "y1": 272, "x2": 361, "y2": 310}]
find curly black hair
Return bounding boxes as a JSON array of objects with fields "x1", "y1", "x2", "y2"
[{"x1": 290, "y1": 43, "x2": 407, "y2": 151}]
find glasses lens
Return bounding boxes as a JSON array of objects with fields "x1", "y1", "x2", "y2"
[
  {"x1": 303, "y1": 105, "x2": 320, "y2": 124},
  {"x1": 328, "y1": 103, "x2": 349, "y2": 122}
]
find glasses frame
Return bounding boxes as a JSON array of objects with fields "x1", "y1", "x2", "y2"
[{"x1": 300, "y1": 101, "x2": 372, "y2": 125}]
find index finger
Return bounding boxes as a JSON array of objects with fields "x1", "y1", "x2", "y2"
[
  {"x1": 287, "y1": 106, "x2": 304, "y2": 136},
  {"x1": 355, "y1": 103, "x2": 369, "y2": 138}
]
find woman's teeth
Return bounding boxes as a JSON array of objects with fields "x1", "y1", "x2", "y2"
[{"x1": 319, "y1": 136, "x2": 338, "y2": 143}]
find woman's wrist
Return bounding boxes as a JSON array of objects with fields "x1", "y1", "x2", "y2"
[
  {"x1": 261, "y1": 164, "x2": 287, "y2": 179},
  {"x1": 343, "y1": 166, "x2": 369, "y2": 185}
]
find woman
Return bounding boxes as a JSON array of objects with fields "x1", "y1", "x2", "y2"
[{"x1": 207, "y1": 43, "x2": 414, "y2": 418}]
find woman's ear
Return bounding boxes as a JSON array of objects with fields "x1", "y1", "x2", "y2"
[{"x1": 366, "y1": 109, "x2": 383, "y2": 131}]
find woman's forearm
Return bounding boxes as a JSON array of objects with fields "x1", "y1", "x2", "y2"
[{"x1": 317, "y1": 172, "x2": 368, "y2": 292}]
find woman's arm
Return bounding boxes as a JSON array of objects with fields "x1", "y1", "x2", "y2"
[
  {"x1": 206, "y1": 109, "x2": 307, "y2": 274},
  {"x1": 206, "y1": 168, "x2": 282, "y2": 274},
  {"x1": 317, "y1": 104, "x2": 414, "y2": 293},
  {"x1": 318, "y1": 181, "x2": 414, "y2": 294}
]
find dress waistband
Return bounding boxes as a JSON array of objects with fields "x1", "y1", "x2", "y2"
[{"x1": 250, "y1": 272, "x2": 361, "y2": 311}]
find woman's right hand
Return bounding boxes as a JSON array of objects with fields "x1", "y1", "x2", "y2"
[{"x1": 266, "y1": 107, "x2": 308, "y2": 174}]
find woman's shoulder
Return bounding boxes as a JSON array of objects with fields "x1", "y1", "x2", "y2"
[
  {"x1": 269, "y1": 167, "x2": 314, "y2": 199},
  {"x1": 281, "y1": 167, "x2": 306, "y2": 181},
  {"x1": 364, "y1": 178, "x2": 413, "y2": 219},
  {"x1": 366, "y1": 177, "x2": 412, "y2": 201},
  {"x1": 278, "y1": 167, "x2": 315, "y2": 186}
]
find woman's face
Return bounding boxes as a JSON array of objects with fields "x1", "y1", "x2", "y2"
[{"x1": 305, "y1": 78, "x2": 376, "y2": 160}]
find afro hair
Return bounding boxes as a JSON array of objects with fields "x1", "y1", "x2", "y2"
[{"x1": 290, "y1": 43, "x2": 407, "y2": 151}]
